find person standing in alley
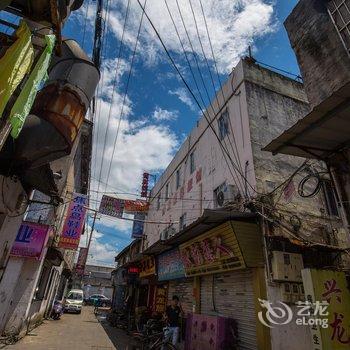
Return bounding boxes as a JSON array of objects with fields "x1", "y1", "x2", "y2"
[{"x1": 164, "y1": 295, "x2": 183, "y2": 348}]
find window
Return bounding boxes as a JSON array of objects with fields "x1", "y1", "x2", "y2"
[
  {"x1": 322, "y1": 180, "x2": 339, "y2": 216},
  {"x1": 157, "y1": 195, "x2": 161, "y2": 210},
  {"x1": 327, "y1": 0, "x2": 350, "y2": 55},
  {"x1": 67, "y1": 292, "x2": 83, "y2": 301},
  {"x1": 179, "y1": 213, "x2": 187, "y2": 231},
  {"x1": 190, "y1": 151, "x2": 195, "y2": 174},
  {"x1": 165, "y1": 183, "x2": 169, "y2": 200},
  {"x1": 218, "y1": 109, "x2": 229, "y2": 140},
  {"x1": 176, "y1": 168, "x2": 181, "y2": 189},
  {"x1": 34, "y1": 264, "x2": 50, "y2": 301}
]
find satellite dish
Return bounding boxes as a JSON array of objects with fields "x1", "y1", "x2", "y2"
[{"x1": 217, "y1": 191, "x2": 225, "y2": 207}]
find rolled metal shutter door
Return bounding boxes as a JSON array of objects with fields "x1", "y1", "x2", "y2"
[
  {"x1": 168, "y1": 278, "x2": 193, "y2": 315},
  {"x1": 200, "y1": 269, "x2": 258, "y2": 350}
]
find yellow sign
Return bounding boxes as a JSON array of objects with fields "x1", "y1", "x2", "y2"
[
  {"x1": 179, "y1": 222, "x2": 246, "y2": 277},
  {"x1": 139, "y1": 256, "x2": 155, "y2": 278},
  {"x1": 302, "y1": 269, "x2": 350, "y2": 350}
]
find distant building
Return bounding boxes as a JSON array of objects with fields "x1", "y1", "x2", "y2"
[{"x1": 81, "y1": 264, "x2": 114, "y2": 299}]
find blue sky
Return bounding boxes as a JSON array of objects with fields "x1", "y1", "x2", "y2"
[{"x1": 60, "y1": 0, "x2": 300, "y2": 266}]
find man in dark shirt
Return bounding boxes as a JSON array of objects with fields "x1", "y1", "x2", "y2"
[{"x1": 164, "y1": 295, "x2": 183, "y2": 347}]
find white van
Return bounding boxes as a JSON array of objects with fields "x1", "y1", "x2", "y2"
[{"x1": 64, "y1": 289, "x2": 84, "y2": 314}]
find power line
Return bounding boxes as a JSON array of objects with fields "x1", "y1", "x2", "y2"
[
  {"x1": 91, "y1": 0, "x2": 112, "y2": 207},
  {"x1": 104, "y1": 0, "x2": 148, "y2": 191},
  {"x1": 81, "y1": 0, "x2": 91, "y2": 50},
  {"x1": 163, "y1": 0, "x2": 206, "y2": 112},
  {"x1": 173, "y1": 0, "x2": 246, "y2": 196},
  {"x1": 188, "y1": 0, "x2": 219, "y2": 109},
  {"x1": 197, "y1": 0, "x2": 245, "y2": 184},
  {"x1": 136, "y1": 0, "x2": 257, "y2": 197},
  {"x1": 95, "y1": 0, "x2": 131, "y2": 199}
]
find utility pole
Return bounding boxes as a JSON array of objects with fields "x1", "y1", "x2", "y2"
[
  {"x1": 92, "y1": 0, "x2": 103, "y2": 70},
  {"x1": 86, "y1": 210, "x2": 98, "y2": 262}
]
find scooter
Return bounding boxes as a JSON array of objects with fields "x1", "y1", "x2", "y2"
[{"x1": 51, "y1": 300, "x2": 63, "y2": 320}]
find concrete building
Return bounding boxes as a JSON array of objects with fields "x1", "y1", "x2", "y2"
[
  {"x1": 144, "y1": 57, "x2": 345, "y2": 249},
  {"x1": 0, "y1": 1, "x2": 98, "y2": 340},
  {"x1": 81, "y1": 264, "x2": 114, "y2": 299},
  {"x1": 264, "y1": 0, "x2": 350, "y2": 238},
  {"x1": 0, "y1": 120, "x2": 93, "y2": 337},
  {"x1": 125, "y1": 58, "x2": 347, "y2": 350}
]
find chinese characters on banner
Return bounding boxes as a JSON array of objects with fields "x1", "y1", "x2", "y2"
[
  {"x1": 179, "y1": 227, "x2": 246, "y2": 277},
  {"x1": 154, "y1": 284, "x2": 168, "y2": 313},
  {"x1": 99, "y1": 195, "x2": 124, "y2": 218},
  {"x1": 124, "y1": 199, "x2": 149, "y2": 214},
  {"x1": 131, "y1": 213, "x2": 145, "y2": 238},
  {"x1": 302, "y1": 269, "x2": 350, "y2": 350},
  {"x1": 59, "y1": 193, "x2": 87, "y2": 250},
  {"x1": 11, "y1": 222, "x2": 50, "y2": 260},
  {"x1": 141, "y1": 172, "x2": 149, "y2": 198},
  {"x1": 75, "y1": 247, "x2": 88, "y2": 276},
  {"x1": 99, "y1": 195, "x2": 149, "y2": 217},
  {"x1": 157, "y1": 248, "x2": 185, "y2": 281},
  {"x1": 139, "y1": 256, "x2": 156, "y2": 278}
]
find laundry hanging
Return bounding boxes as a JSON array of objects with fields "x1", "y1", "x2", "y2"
[
  {"x1": 0, "y1": 20, "x2": 34, "y2": 118},
  {"x1": 9, "y1": 34, "x2": 56, "y2": 138}
]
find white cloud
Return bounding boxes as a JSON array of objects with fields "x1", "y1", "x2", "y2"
[
  {"x1": 88, "y1": 52, "x2": 179, "y2": 248},
  {"x1": 152, "y1": 106, "x2": 179, "y2": 121},
  {"x1": 168, "y1": 87, "x2": 196, "y2": 111},
  {"x1": 88, "y1": 235, "x2": 116, "y2": 267},
  {"x1": 87, "y1": 0, "x2": 274, "y2": 74}
]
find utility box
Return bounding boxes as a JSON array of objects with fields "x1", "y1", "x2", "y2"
[{"x1": 271, "y1": 251, "x2": 304, "y2": 282}]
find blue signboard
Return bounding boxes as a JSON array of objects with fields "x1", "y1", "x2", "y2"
[
  {"x1": 157, "y1": 248, "x2": 185, "y2": 281},
  {"x1": 132, "y1": 213, "x2": 145, "y2": 238}
]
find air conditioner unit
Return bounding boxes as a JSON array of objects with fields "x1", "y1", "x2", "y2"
[
  {"x1": 215, "y1": 184, "x2": 240, "y2": 208},
  {"x1": 271, "y1": 251, "x2": 304, "y2": 282},
  {"x1": 160, "y1": 230, "x2": 169, "y2": 241},
  {"x1": 160, "y1": 226, "x2": 176, "y2": 241},
  {"x1": 167, "y1": 227, "x2": 177, "y2": 238}
]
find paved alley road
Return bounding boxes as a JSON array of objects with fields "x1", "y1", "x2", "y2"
[{"x1": 4, "y1": 307, "x2": 135, "y2": 350}]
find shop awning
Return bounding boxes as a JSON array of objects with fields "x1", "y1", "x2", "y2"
[
  {"x1": 166, "y1": 209, "x2": 257, "y2": 247},
  {"x1": 263, "y1": 82, "x2": 350, "y2": 159}
]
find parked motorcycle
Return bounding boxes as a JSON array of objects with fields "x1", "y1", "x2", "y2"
[{"x1": 51, "y1": 300, "x2": 63, "y2": 320}]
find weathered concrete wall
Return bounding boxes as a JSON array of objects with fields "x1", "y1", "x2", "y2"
[
  {"x1": 245, "y1": 63, "x2": 344, "y2": 244},
  {"x1": 267, "y1": 284, "x2": 311, "y2": 350},
  {"x1": 2, "y1": 255, "x2": 45, "y2": 335},
  {"x1": 285, "y1": 0, "x2": 350, "y2": 109},
  {"x1": 144, "y1": 59, "x2": 343, "y2": 249},
  {"x1": 144, "y1": 59, "x2": 257, "y2": 248}
]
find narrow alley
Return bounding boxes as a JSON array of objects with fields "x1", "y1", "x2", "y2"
[
  {"x1": 2, "y1": 307, "x2": 135, "y2": 350},
  {"x1": 1, "y1": 1, "x2": 350, "y2": 350}
]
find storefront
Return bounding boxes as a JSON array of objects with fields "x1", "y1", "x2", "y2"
[
  {"x1": 137, "y1": 255, "x2": 157, "y2": 312},
  {"x1": 157, "y1": 247, "x2": 190, "y2": 343},
  {"x1": 178, "y1": 220, "x2": 269, "y2": 350}
]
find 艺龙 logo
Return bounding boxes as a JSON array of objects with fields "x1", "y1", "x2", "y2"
[{"x1": 258, "y1": 299, "x2": 293, "y2": 328}]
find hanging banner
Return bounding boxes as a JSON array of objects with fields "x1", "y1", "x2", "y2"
[
  {"x1": 124, "y1": 199, "x2": 149, "y2": 214},
  {"x1": 99, "y1": 195, "x2": 124, "y2": 218},
  {"x1": 154, "y1": 284, "x2": 168, "y2": 313},
  {"x1": 59, "y1": 193, "x2": 87, "y2": 250},
  {"x1": 302, "y1": 269, "x2": 350, "y2": 350},
  {"x1": 139, "y1": 256, "x2": 156, "y2": 278},
  {"x1": 141, "y1": 172, "x2": 149, "y2": 198},
  {"x1": 75, "y1": 247, "x2": 89, "y2": 276},
  {"x1": 131, "y1": 213, "x2": 145, "y2": 238},
  {"x1": 157, "y1": 248, "x2": 185, "y2": 281},
  {"x1": 10, "y1": 221, "x2": 50, "y2": 260},
  {"x1": 99, "y1": 195, "x2": 149, "y2": 218}
]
